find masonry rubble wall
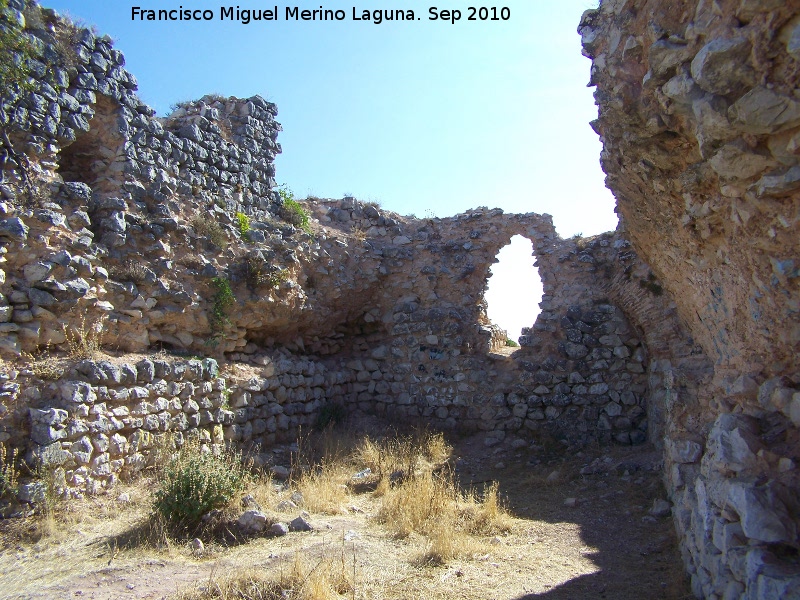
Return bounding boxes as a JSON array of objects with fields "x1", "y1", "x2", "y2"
[
  {"x1": 5, "y1": 2, "x2": 796, "y2": 597},
  {"x1": 583, "y1": 0, "x2": 800, "y2": 597},
  {"x1": 0, "y1": 0, "x2": 679, "y2": 501}
]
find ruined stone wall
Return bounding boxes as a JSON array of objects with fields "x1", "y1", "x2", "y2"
[
  {"x1": 583, "y1": 0, "x2": 800, "y2": 597},
  {"x1": 5, "y1": 6, "x2": 790, "y2": 598},
  {"x1": 1, "y1": 1, "x2": 280, "y2": 213},
  {"x1": 1, "y1": 353, "x2": 355, "y2": 505},
  {"x1": 307, "y1": 203, "x2": 654, "y2": 446}
]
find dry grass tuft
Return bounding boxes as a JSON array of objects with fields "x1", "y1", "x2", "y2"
[
  {"x1": 295, "y1": 462, "x2": 351, "y2": 515},
  {"x1": 63, "y1": 315, "x2": 106, "y2": 359},
  {"x1": 21, "y1": 352, "x2": 67, "y2": 380},
  {"x1": 173, "y1": 551, "x2": 354, "y2": 600},
  {"x1": 355, "y1": 430, "x2": 451, "y2": 491}
]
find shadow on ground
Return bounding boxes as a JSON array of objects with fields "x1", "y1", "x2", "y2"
[{"x1": 454, "y1": 437, "x2": 692, "y2": 600}]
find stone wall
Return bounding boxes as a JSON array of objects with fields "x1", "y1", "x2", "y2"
[
  {"x1": 582, "y1": 0, "x2": 800, "y2": 597},
  {"x1": 6, "y1": 1, "x2": 797, "y2": 596},
  {"x1": 2, "y1": 353, "x2": 355, "y2": 503},
  {"x1": 1, "y1": 0, "x2": 281, "y2": 214}
]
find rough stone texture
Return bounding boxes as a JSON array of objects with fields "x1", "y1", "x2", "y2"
[
  {"x1": 2, "y1": 1, "x2": 798, "y2": 596},
  {"x1": 583, "y1": 0, "x2": 800, "y2": 597}
]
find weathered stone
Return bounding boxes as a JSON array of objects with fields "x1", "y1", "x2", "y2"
[
  {"x1": 0, "y1": 217, "x2": 29, "y2": 241},
  {"x1": 728, "y1": 87, "x2": 800, "y2": 135},
  {"x1": 669, "y1": 439, "x2": 703, "y2": 464},
  {"x1": 727, "y1": 481, "x2": 796, "y2": 544},
  {"x1": 704, "y1": 414, "x2": 762, "y2": 474},
  {"x1": 709, "y1": 142, "x2": 776, "y2": 180},
  {"x1": 289, "y1": 515, "x2": 313, "y2": 532},
  {"x1": 690, "y1": 37, "x2": 755, "y2": 96},
  {"x1": 237, "y1": 509, "x2": 268, "y2": 533}
]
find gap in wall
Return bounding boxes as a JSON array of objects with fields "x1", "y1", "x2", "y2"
[{"x1": 484, "y1": 235, "x2": 543, "y2": 344}]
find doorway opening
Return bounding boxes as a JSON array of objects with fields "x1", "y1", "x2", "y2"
[
  {"x1": 58, "y1": 94, "x2": 125, "y2": 194},
  {"x1": 483, "y1": 235, "x2": 543, "y2": 352}
]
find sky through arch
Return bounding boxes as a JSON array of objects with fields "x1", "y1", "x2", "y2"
[{"x1": 484, "y1": 235, "x2": 543, "y2": 342}]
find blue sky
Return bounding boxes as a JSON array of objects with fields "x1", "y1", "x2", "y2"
[{"x1": 41, "y1": 0, "x2": 610, "y2": 337}]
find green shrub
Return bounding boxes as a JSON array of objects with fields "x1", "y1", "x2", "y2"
[
  {"x1": 505, "y1": 338, "x2": 519, "y2": 347},
  {"x1": 235, "y1": 211, "x2": 250, "y2": 240},
  {"x1": 0, "y1": 0, "x2": 36, "y2": 99},
  {"x1": 244, "y1": 254, "x2": 288, "y2": 289},
  {"x1": 209, "y1": 276, "x2": 234, "y2": 335},
  {"x1": 152, "y1": 439, "x2": 246, "y2": 529},
  {"x1": 277, "y1": 185, "x2": 312, "y2": 234},
  {"x1": 191, "y1": 214, "x2": 227, "y2": 249}
]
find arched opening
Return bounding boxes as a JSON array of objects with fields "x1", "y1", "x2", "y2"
[
  {"x1": 483, "y1": 235, "x2": 543, "y2": 352},
  {"x1": 58, "y1": 94, "x2": 126, "y2": 194}
]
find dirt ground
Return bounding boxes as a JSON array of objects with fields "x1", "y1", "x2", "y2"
[{"x1": 0, "y1": 430, "x2": 692, "y2": 600}]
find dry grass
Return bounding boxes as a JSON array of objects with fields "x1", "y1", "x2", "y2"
[
  {"x1": 173, "y1": 551, "x2": 354, "y2": 600},
  {"x1": 21, "y1": 352, "x2": 68, "y2": 380},
  {"x1": 295, "y1": 463, "x2": 351, "y2": 515},
  {"x1": 63, "y1": 315, "x2": 106, "y2": 359},
  {"x1": 191, "y1": 214, "x2": 228, "y2": 249},
  {"x1": 0, "y1": 428, "x2": 692, "y2": 600}
]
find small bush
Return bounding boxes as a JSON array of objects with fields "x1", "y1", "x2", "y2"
[
  {"x1": 191, "y1": 214, "x2": 227, "y2": 249},
  {"x1": 209, "y1": 276, "x2": 234, "y2": 332},
  {"x1": 505, "y1": 338, "x2": 519, "y2": 347},
  {"x1": 63, "y1": 316, "x2": 106, "y2": 359},
  {"x1": 152, "y1": 439, "x2": 246, "y2": 529},
  {"x1": 0, "y1": 0, "x2": 36, "y2": 98},
  {"x1": 235, "y1": 211, "x2": 251, "y2": 239},
  {"x1": 277, "y1": 185, "x2": 312, "y2": 234},
  {"x1": 108, "y1": 259, "x2": 149, "y2": 284},
  {"x1": 22, "y1": 352, "x2": 66, "y2": 380},
  {"x1": 244, "y1": 254, "x2": 288, "y2": 289}
]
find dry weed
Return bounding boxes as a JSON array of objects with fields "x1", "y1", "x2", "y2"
[
  {"x1": 378, "y1": 469, "x2": 512, "y2": 565},
  {"x1": 21, "y1": 352, "x2": 67, "y2": 380},
  {"x1": 295, "y1": 462, "x2": 350, "y2": 515},
  {"x1": 63, "y1": 315, "x2": 106, "y2": 359},
  {"x1": 173, "y1": 550, "x2": 354, "y2": 600},
  {"x1": 356, "y1": 430, "x2": 451, "y2": 488}
]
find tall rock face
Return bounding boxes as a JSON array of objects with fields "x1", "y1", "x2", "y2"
[{"x1": 584, "y1": 0, "x2": 800, "y2": 597}]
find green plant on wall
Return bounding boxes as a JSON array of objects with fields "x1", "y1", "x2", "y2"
[
  {"x1": 277, "y1": 184, "x2": 312, "y2": 234},
  {"x1": 235, "y1": 211, "x2": 251, "y2": 240},
  {"x1": 208, "y1": 277, "x2": 235, "y2": 342},
  {"x1": 244, "y1": 254, "x2": 289, "y2": 290},
  {"x1": 0, "y1": 0, "x2": 36, "y2": 194},
  {"x1": 0, "y1": 0, "x2": 36, "y2": 99}
]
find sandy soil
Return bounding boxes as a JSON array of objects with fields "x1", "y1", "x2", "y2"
[{"x1": 0, "y1": 432, "x2": 691, "y2": 600}]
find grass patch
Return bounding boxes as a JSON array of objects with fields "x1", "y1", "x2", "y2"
[
  {"x1": 172, "y1": 551, "x2": 354, "y2": 600},
  {"x1": 22, "y1": 352, "x2": 67, "y2": 380}
]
